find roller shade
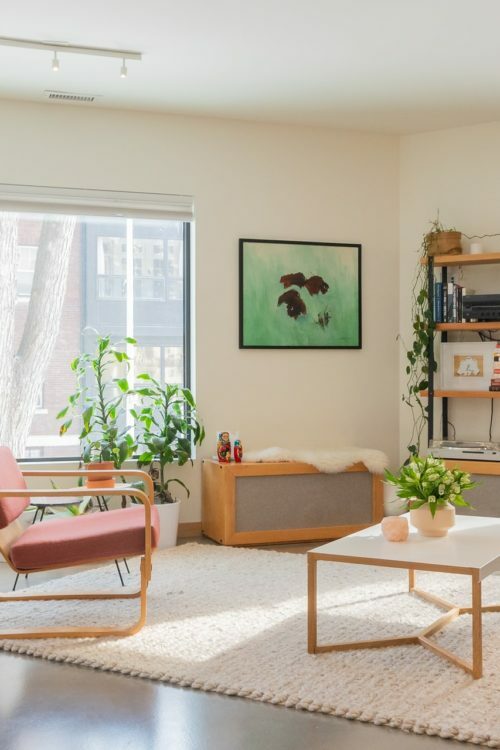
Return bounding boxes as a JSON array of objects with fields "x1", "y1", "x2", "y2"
[{"x1": 0, "y1": 184, "x2": 194, "y2": 221}]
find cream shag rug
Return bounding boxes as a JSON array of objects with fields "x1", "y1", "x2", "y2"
[{"x1": 1, "y1": 544, "x2": 499, "y2": 747}]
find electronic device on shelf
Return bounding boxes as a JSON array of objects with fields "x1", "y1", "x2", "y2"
[
  {"x1": 463, "y1": 294, "x2": 500, "y2": 322},
  {"x1": 428, "y1": 440, "x2": 500, "y2": 462}
]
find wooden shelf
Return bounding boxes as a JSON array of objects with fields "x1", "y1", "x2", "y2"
[
  {"x1": 436, "y1": 322, "x2": 500, "y2": 331},
  {"x1": 421, "y1": 390, "x2": 500, "y2": 399},
  {"x1": 422, "y1": 252, "x2": 500, "y2": 267}
]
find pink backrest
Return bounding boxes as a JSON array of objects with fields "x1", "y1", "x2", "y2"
[{"x1": 0, "y1": 446, "x2": 30, "y2": 529}]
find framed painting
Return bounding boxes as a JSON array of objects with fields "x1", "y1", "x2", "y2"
[
  {"x1": 239, "y1": 238, "x2": 362, "y2": 349},
  {"x1": 440, "y1": 341, "x2": 496, "y2": 391}
]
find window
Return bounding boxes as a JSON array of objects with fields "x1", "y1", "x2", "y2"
[
  {"x1": 35, "y1": 387, "x2": 45, "y2": 412},
  {"x1": 0, "y1": 189, "x2": 192, "y2": 460},
  {"x1": 24, "y1": 447, "x2": 43, "y2": 460},
  {"x1": 135, "y1": 345, "x2": 184, "y2": 386},
  {"x1": 96, "y1": 236, "x2": 127, "y2": 299},
  {"x1": 96, "y1": 237, "x2": 168, "y2": 301},
  {"x1": 16, "y1": 245, "x2": 38, "y2": 297}
]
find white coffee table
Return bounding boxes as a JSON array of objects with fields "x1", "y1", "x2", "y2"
[{"x1": 307, "y1": 514, "x2": 500, "y2": 678}]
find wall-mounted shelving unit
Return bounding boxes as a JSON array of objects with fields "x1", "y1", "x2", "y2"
[{"x1": 422, "y1": 252, "x2": 500, "y2": 444}]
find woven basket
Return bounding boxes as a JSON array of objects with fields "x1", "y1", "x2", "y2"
[{"x1": 426, "y1": 230, "x2": 462, "y2": 257}]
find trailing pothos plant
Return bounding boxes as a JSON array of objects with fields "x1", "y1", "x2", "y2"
[
  {"x1": 57, "y1": 334, "x2": 136, "y2": 467},
  {"x1": 402, "y1": 222, "x2": 441, "y2": 458},
  {"x1": 133, "y1": 374, "x2": 205, "y2": 503}
]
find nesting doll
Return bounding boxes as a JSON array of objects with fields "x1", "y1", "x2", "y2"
[
  {"x1": 233, "y1": 439, "x2": 243, "y2": 463},
  {"x1": 217, "y1": 431, "x2": 231, "y2": 462}
]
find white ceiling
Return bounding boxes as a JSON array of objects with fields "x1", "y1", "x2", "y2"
[{"x1": 2, "y1": 0, "x2": 500, "y2": 134}]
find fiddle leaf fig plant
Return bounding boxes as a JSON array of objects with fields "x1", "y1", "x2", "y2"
[
  {"x1": 133, "y1": 374, "x2": 205, "y2": 503},
  {"x1": 57, "y1": 334, "x2": 137, "y2": 467}
]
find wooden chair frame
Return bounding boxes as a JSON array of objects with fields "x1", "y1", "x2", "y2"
[{"x1": 0, "y1": 469, "x2": 155, "y2": 639}]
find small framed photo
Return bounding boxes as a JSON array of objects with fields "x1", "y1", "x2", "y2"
[
  {"x1": 440, "y1": 342, "x2": 497, "y2": 390},
  {"x1": 239, "y1": 238, "x2": 361, "y2": 349}
]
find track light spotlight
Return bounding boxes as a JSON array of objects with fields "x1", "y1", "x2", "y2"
[
  {"x1": 52, "y1": 51, "x2": 59, "y2": 71},
  {"x1": 120, "y1": 58, "x2": 127, "y2": 78}
]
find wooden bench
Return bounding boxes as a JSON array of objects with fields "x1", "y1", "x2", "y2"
[{"x1": 202, "y1": 459, "x2": 384, "y2": 545}]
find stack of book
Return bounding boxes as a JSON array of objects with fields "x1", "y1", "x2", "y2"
[{"x1": 433, "y1": 278, "x2": 470, "y2": 323}]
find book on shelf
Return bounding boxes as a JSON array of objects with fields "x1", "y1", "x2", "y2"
[
  {"x1": 432, "y1": 276, "x2": 469, "y2": 323},
  {"x1": 447, "y1": 279, "x2": 454, "y2": 321},
  {"x1": 433, "y1": 281, "x2": 443, "y2": 323}
]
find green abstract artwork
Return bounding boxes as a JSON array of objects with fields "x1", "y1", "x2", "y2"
[{"x1": 239, "y1": 239, "x2": 361, "y2": 349}]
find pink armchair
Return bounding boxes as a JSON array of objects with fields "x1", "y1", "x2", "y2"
[{"x1": 0, "y1": 446, "x2": 159, "y2": 639}]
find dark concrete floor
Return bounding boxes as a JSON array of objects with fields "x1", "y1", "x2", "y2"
[
  {"x1": 0, "y1": 542, "x2": 459, "y2": 750},
  {"x1": 0, "y1": 651, "x2": 455, "y2": 750}
]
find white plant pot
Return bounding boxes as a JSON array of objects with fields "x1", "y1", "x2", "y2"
[
  {"x1": 155, "y1": 499, "x2": 180, "y2": 549},
  {"x1": 383, "y1": 482, "x2": 407, "y2": 516},
  {"x1": 410, "y1": 503, "x2": 456, "y2": 537}
]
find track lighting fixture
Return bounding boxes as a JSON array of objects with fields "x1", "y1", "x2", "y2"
[{"x1": 0, "y1": 36, "x2": 141, "y2": 78}]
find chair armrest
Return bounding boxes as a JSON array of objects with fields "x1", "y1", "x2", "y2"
[{"x1": 0, "y1": 487, "x2": 150, "y2": 501}]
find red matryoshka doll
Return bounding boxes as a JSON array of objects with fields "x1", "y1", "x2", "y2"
[
  {"x1": 217, "y1": 431, "x2": 231, "y2": 463},
  {"x1": 233, "y1": 439, "x2": 243, "y2": 463}
]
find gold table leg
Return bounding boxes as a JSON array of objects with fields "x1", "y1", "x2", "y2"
[
  {"x1": 307, "y1": 564, "x2": 497, "y2": 678},
  {"x1": 307, "y1": 554, "x2": 317, "y2": 654},
  {"x1": 472, "y1": 573, "x2": 483, "y2": 679}
]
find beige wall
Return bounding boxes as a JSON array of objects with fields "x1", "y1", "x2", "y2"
[
  {"x1": 400, "y1": 122, "x2": 500, "y2": 462},
  {"x1": 0, "y1": 99, "x2": 400, "y2": 522}
]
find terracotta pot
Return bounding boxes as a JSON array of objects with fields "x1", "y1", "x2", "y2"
[
  {"x1": 85, "y1": 461, "x2": 115, "y2": 489},
  {"x1": 426, "y1": 230, "x2": 462, "y2": 257},
  {"x1": 410, "y1": 503, "x2": 455, "y2": 537}
]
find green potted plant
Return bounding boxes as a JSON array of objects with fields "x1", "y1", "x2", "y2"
[
  {"x1": 57, "y1": 334, "x2": 136, "y2": 488},
  {"x1": 133, "y1": 374, "x2": 205, "y2": 547},
  {"x1": 385, "y1": 456, "x2": 475, "y2": 537}
]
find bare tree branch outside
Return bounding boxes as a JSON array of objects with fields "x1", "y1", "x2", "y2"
[{"x1": 0, "y1": 213, "x2": 76, "y2": 455}]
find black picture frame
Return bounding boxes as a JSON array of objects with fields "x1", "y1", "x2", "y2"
[{"x1": 239, "y1": 238, "x2": 362, "y2": 349}]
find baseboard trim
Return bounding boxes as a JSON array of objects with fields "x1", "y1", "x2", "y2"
[{"x1": 178, "y1": 522, "x2": 202, "y2": 538}]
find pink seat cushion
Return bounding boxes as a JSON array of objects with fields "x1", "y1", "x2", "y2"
[
  {"x1": 10, "y1": 505, "x2": 160, "y2": 571},
  {"x1": 0, "y1": 446, "x2": 30, "y2": 529}
]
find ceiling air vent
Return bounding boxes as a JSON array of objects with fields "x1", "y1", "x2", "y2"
[{"x1": 44, "y1": 90, "x2": 98, "y2": 103}]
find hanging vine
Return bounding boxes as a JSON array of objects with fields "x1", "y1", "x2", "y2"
[
  {"x1": 401, "y1": 239, "x2": 436, "y2": 457},
  {"x1": 401, "y1": 219, "x2": 455, "y2": 458}
]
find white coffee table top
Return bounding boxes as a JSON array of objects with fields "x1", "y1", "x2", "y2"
[{"x1": 310, "y1": 514, "x2": 500, "y2": 579}]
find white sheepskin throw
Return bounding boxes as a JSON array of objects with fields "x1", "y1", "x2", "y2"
[{"x1": 243, "y1": 447, "x2": 389, "y2": 475}]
